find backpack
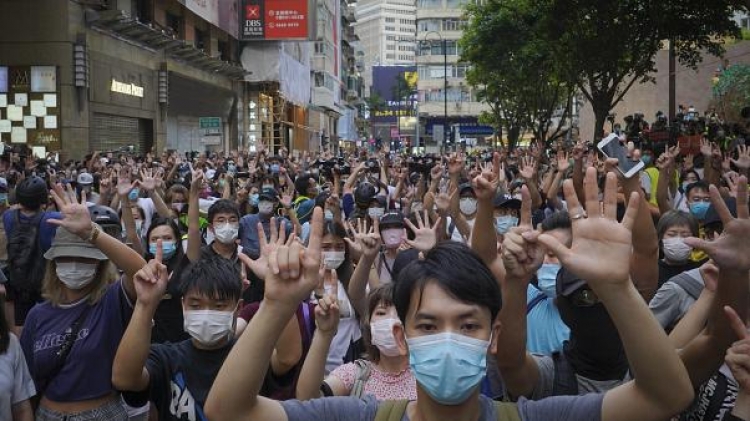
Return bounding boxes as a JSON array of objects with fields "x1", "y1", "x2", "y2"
[
  {"x1": 7, "y1": 209, "x2": 46, "y2": 295},
  {"x1": 375, "y1": 399, "x2": 521, "y2": 421},
  {"x1": 350, "y1": 359, "x2": 372, "y2": 398}
]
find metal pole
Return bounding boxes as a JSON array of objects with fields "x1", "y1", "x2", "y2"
[
  {"x1": 397, "y1": 70, "x2": 401, "y2": 151},
  {"x1": 415, "y1": 100, "x2": 420, "y2": 153},
  {"x1": 443, "y1": 38, "x2": 448, "y2": 153}
]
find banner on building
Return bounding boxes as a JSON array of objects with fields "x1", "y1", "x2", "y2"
[
  {"x1": 177, "y1": 0, "x2": 240, "y2": 39},
  {"x1": 240, "y1": 0, "x2": 314, "y2": 40},
  {"x1": 370, "y1": 66, "x2": 418, "y2": 124}
]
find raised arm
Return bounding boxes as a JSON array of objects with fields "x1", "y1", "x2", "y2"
[
  {"x1": 205, "y1": 209, "x2": 324, "y2": 421},
  {"x1": 141, "y1": 168, "x2": 172, "y2": 219},
  {"x1": 112, "y1": 245, "x2": 169, "y2": 392},
  {"x1": 471, "y1": 155, "x2": 503, "y2": 283},
  {"x1": 186, "y1": 166, "x2": 204, "y2": 263},
  {"x1": 118, "y1": 180, "x2": 145, "y2": 256},
  {"x1": 495, "y1": 186, "x2": 543, "y2": 399},
  {"x1": 345, "y1": 218, "x2": 380, "y2": 318},
  {"x1": 538, "y1": 168, "x2": 693, "y2": 421},
  {"x1": 296, "y1": 281, "x2": 341, "y2": 400}
]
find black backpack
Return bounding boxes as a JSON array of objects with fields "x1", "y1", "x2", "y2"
[{"x1": 7, "y1": 209, "x2": 46, "y2": 295}]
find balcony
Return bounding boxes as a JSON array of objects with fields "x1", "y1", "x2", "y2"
[
  {"x1": 312, "y1": 86, "x2": 336, "y2": 111},
  {"x1": 85, "y1": 9, "x2": 248, "y2": 79}
]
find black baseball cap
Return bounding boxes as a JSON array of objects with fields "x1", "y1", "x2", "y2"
[
  {"x1": 259, "y1": 188, "x2": 279, "y2": 201},
  {"x1": 379, "y1": 211, "x2": 405, "y2": 230},
  {"x1": 493, "y1": 193, "x2": 521, "y2": 209}
]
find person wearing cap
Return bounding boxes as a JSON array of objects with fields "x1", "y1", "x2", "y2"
[
  {"x1": 493, "y1": 192, "x2": 522, "y2": 238},
  {"x1": 376, "y1": 211, "x2": 406, "y2": 284},
  {"x1": 75, "y1": 172, "x2": 98, "y2": 206},
  {"x1": 239, "y1": 187, "x2": 292, "y2": 262},
  {"x1": 19, "y1": 184, "x2": 145, "y2": 421},
  {"x1": 4, "y1": 176, "x2": 62, "y2": 332}
]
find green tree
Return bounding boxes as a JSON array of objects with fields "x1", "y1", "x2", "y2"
[
  {"x1": 462, "y1": 0, "x2": 572, "y2": 150},
  {"x1": 711, "y1": 64, "x2": 750, "y2": 123},
  {"x1": 541, "y1": 0, "x2": 745, "y2": 140}
]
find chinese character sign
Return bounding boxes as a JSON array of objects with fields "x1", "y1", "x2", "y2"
[{"x1": 240, "y1": 0, "x2": 312, "y2": 40}]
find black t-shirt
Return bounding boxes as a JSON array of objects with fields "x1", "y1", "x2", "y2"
[
  {"x1": 146, "y1": 339, "x2": 294, "y2": 420},
  {"x1": 679, "y1": 369, "x2": 738, "y2": 421},
  {"x1": 658, "y1": 259, "x2": 703, "y2": 288},
  {"x1": 152, "y1": 254, "x2": 191, "y2": 344}
]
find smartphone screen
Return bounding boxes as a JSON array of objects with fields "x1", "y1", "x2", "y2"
[{"x1": 598, "y1": 134, "x2": 642, "y2": 178}]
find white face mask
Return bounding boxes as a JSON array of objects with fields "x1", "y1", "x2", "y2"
[
  {"x1": 370, "y1": 317, "x2": 402, "y2": 356},
  {"x1": 322, "y1": 251, "x2": 346, "y2": 270},
  {"x1": 183, "y1": 309, "x2": 234, "y2": 346},
  {"x1": 213, "y1": 222, "x2": 239, "y2": 244},
  {"x1": 258, "y1": 201, "x2": 275, "y2": 215},
  {"x1": 324, "y1": 210, "x2": 334, "y2": 221},
  {"x1": 662, "y1": 237, "x2": 692, "y2": 263},
  {"x1": 368, "y1": 207, "x2": 385, "y2": 219},
  {"x1": 459, "y1": 198, "x2": 477, "y2": 215},
  {"x1": 381, "y1": 228, "x2": 403, "y2": 249},
  {"x1": 56, "y1": 261, "x2": 98, "y2": 290}
]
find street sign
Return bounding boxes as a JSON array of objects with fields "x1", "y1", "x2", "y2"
[{"x1": 199, "y1": 117, "x2": 222, "y2": 135}]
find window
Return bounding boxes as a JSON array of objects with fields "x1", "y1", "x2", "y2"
[
  {"x1": 385, "y1": 17, "x2": 396, "y2": 23},
  {"x1": 385, "y1": 26, "x2": 396, "y2": 31},
  {"x1": 386, "y1": 54, "x2": 396, "y2": 59},
  {"x1": 194, "y1": 27, "x2": 208, "y2": 50},
  {"x1": 417, "y1": 0, "x2": 441, "y2": 9},
  {"x1": 445, "y1": 40, "x2": 457, "y2": 55},
  {"x1": 166, "y1": 12, "x2": 182, "y2": 37},
  {"x1": 218, "y1": 39, "x2": 230, "y2": 61},
  {"x1": 131, "y1": 0, "x2": 153, "y2": 23},
  {"x1": 386, "y1": 35, "x2": 396, "y2": 40},
  {"x1": 386, "y1": 44, "x2": 395, "y2": 50}
]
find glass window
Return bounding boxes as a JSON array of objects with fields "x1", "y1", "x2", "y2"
[{"x1": 417, "y1": 0, "x2": 441, "y2": 9}]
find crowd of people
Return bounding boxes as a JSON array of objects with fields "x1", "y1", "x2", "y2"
[{"x1": 0, "y1": 133, "x2": 749, "y2": 421}]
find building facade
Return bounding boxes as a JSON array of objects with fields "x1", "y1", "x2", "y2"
[
  {"x1": 355, "y1": 0, "x2": 416, "y2": 94},
  {"x1": 0, "y1": 0, "x2": 246, "y2": 159},
  {"x1": 415, "y1": 0, "x2": 492, "y2": 151}
]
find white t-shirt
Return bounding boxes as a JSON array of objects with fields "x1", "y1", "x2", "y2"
[
  {"x1": 0, "y1": 334, "x2": 35, "y2": 421},
  {"x1": 446, "y1": 216, "x2": 476, "y2": 243},
  {"x1": 320, "y1": 280, "x2": 362, "y2": 374}
]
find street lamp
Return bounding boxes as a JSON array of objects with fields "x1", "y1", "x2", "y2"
[{"x1": 419, "y1": 31, "x2": 448, "y2": 153}]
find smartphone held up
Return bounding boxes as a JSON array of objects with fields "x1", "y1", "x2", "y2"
[{"x1": 597, "y1": 134, "x2": 645, "y2": 179}]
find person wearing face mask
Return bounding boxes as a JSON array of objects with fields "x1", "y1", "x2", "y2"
[
  {"x1": 493, "y1": 193, "x2": 522, "y2": 240},
  {"x1": 292, "y1": 173, "x2": 319, "y2": 225},
  {"x1": 525, "y1": 212, "x2": 571, "y2": 356},
  {"x1": 655, "y1": 210, "x2": 702, "y2": 287},
  {"x1": 377, "y1": 212, "x2": 406, "y2": 284},
  {"x1": 207, "y1": 217, "x2": 694, "y2": 421},
  {"x1": 296, "y1": 283, "x2": 417, "y2": 400},
  {"x1": 144, "y1": 218, "x2": 191, "y2": 344},
  {"x1": 671, "y1": 170, "x2": 700, "y2": 212},
  {"x1": 114, "y1": 255, "x2": 304, "y2": 420},
  {"x1": 20, "y1": 184, "x2": 144, "y2": 421},
  {"x1": 444, "y1": 182, "x2": 477, "y2": 243}
]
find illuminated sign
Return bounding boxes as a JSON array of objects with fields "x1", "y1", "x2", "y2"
[
  {"x1": 240, "y1": 0, "x2": 313, "y2": 40},
  {"x1": 110, "y1": 79, "x2": 144, "y2": 98}
]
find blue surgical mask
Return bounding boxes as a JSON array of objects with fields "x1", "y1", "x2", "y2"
[
  {"x1": 689, "y1": 201, "x2": 710, "y2": 220},
  {"x1": 271, "y1": 164, "x2": 280, "y2": 174},
  {"x1": 0, "y1": 193, "x2": 7, "y2": 204},
  {"x1": 149, "y1": 241, "x2": 177, "y2": 260},
  {"x1": 249, "y1": 193, "x2": 259, "y2": 207},
  {"x1": 128, "y1": 188, "x2": 140, "y2": 201},
  {"x1": 406, "y1": 332, "x2": 490, "y2": 405},
  {"x1": 494, "y1": 215, "x2": 518, "y2": 235},
  {"x1": 536, "y1": 263, "x2": 560, "y2": 299},
  {"x1": 641, "y1": 155, "x2": 652, "y2": 165}
]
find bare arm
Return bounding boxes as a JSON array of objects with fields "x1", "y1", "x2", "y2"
[
  {"x1": 295, "y1": 327, "x2": 337, "y2": 400},
  {"x1": 270, "y1": 315, "x2": 303, "y2": 376},
  {"x1": 119, "y1": 195, "x2": 144, "y2": 256},
  {"x1": 620, "y1": 172, "x2": 659, "y2": 301},
  {"x1": 186, "y1": 169, "x2": 203, "y2": 263},
  {"x1": 11, "y1": 400, "x2": 34, "y2": 421},
  {"x1": 112, "y1": 294, "x2": 155, "y2": 392}
]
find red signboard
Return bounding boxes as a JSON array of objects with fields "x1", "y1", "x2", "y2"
[{"x1": 240, "y1": 0, "x2": 312, "y2": 40}]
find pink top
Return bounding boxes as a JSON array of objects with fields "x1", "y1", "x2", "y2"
[{"x1": 329, "y1": 361, "x2": 417, "y2": 400}]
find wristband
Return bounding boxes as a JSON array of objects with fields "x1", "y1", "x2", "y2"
[{"x1": 85, "y1": 223, "x2": 101, "y2": 243}]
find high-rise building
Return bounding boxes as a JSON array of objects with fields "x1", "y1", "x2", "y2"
[
  {"x1": 415, "y1": 0, "x2": 492, "y2": 151},
  {"x1": 355, "y1": 0, "x2": 417, "y2": 94}
]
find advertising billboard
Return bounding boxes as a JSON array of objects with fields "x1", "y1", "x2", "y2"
[
  {"x1": 240, "y1": 0, "x2": 314, "y2": 40},
  {"x1": 370, "y1": 66, "x2": 417, "y2": 124},
  {"x1": 177, "y1": 0, "x2": 239, "y2": 38}
]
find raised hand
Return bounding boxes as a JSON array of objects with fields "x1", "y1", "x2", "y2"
[
  {"x1": 264, "y1": 208, "x2": 324, "y2": 306},
  {"x1": 700, "y1": 138, "x2": 713, "y2": 157},
  {"x1": 448, "y1": 153, "x2": 465, "y2": 176},
  {"x1": 404, "y1": 210, "x2": 441, "y2": 252},
  {"x1": 501, "y1": 186, "x2": 544, "y2": 281},
  {"x1": 117, "y1": 167, "x2": 136, "y2": 198},
  {"x1": 732, "y1": 145, "x2": 750, "y2": 171},
  {"x1": 557, "y1": 151, "x2": 571, "y2": 173},
  {"x1": 472, "y1": 169, "x2": 498, "y2": 201},
  {"x1": 132, "y1": 239, "x2": 169, "y2": 308},
  {"x1": 538, "y1": 167, "x2": 639, "y2": 285},
  {"x1": 430, "y1": 162, "x2": 444, "y2": 181},
  {"x1": 683, "y1": 153, "x2": 695, "y2": 170},
  {"x1": 238, "y1": 218, "x2": 293, "y2": 281},
  {"x1": 280, "y1": 187, "x2": 293, "y2": 209},
  {"x1": 684, "y1": 176, "x2": 750, "y2": 271},
  {"x1": 519, "y1": 156, "x2": 536, "y2": 180},
  {"x1": 345, "y1": 218, "x2": 381, "y2": 259},
  {"x1": 435, "y1": 186, "x2": 456, "y2": 215},
  {"x1": 190, "y1": 164, "x2": 205, "y2": 194},
  {"x1": 47, "y1": 183, "x2": 94, "y2": 238},
  {"x1": 313, "y1": 272, "x2": 340, "y2": 334},
  {"x1": 139, "y1": 168, "x2": 157, "y2": 191}
]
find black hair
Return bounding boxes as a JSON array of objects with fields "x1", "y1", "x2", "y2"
[
  {"x1": 321, "y1": 220, "x2": 354, "y2": 288},
  {"x1": 656, "y1": 210, "x2": 699, "y2": 240},
  {"x1": 294, "y1": 173, "x2": 314, "y2": 196},
  {"x1": 145, "y1": 217, "x2": 185, "y2": 265},
  {"x1": 362, "y1": 283, "x2": 395, "y2": 363},
  {"x1": 207, "y1": 199, "x2": 240, "y2": 224},
  {"x1": 393, "y1": 241, "x2": 502, "y2": 324},
  {"x1": 540, "y1": 211, "x2": 571, "y2": 233},
  {"x1": 0, "y1": 295, "x2": 8, "y2": 354},
  {"x1": 179, "y1": 256, "x2": 242, "y2": 302},
  {"x1": 685, "y1": 180, "x2": 710, "y2": 199},
  {"x1": 680, "y1": 169, "x2": 700, "y2": 184}
]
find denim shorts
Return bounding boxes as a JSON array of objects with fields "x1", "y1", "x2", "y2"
[{"x1": 36, "y1": 399, "x2": 128, "y2": 421}]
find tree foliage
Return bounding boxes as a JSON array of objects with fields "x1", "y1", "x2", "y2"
[
  {"x1": 462, "y1": 0, "x2": 746, "y2": 143},
  {"x1": 711, "y1": 64, "x2": 750, "y2": 123}
]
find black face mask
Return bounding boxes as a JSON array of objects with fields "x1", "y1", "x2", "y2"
[{"x1": 556, "y1": 268, "x2": 628, "y2": 381}]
